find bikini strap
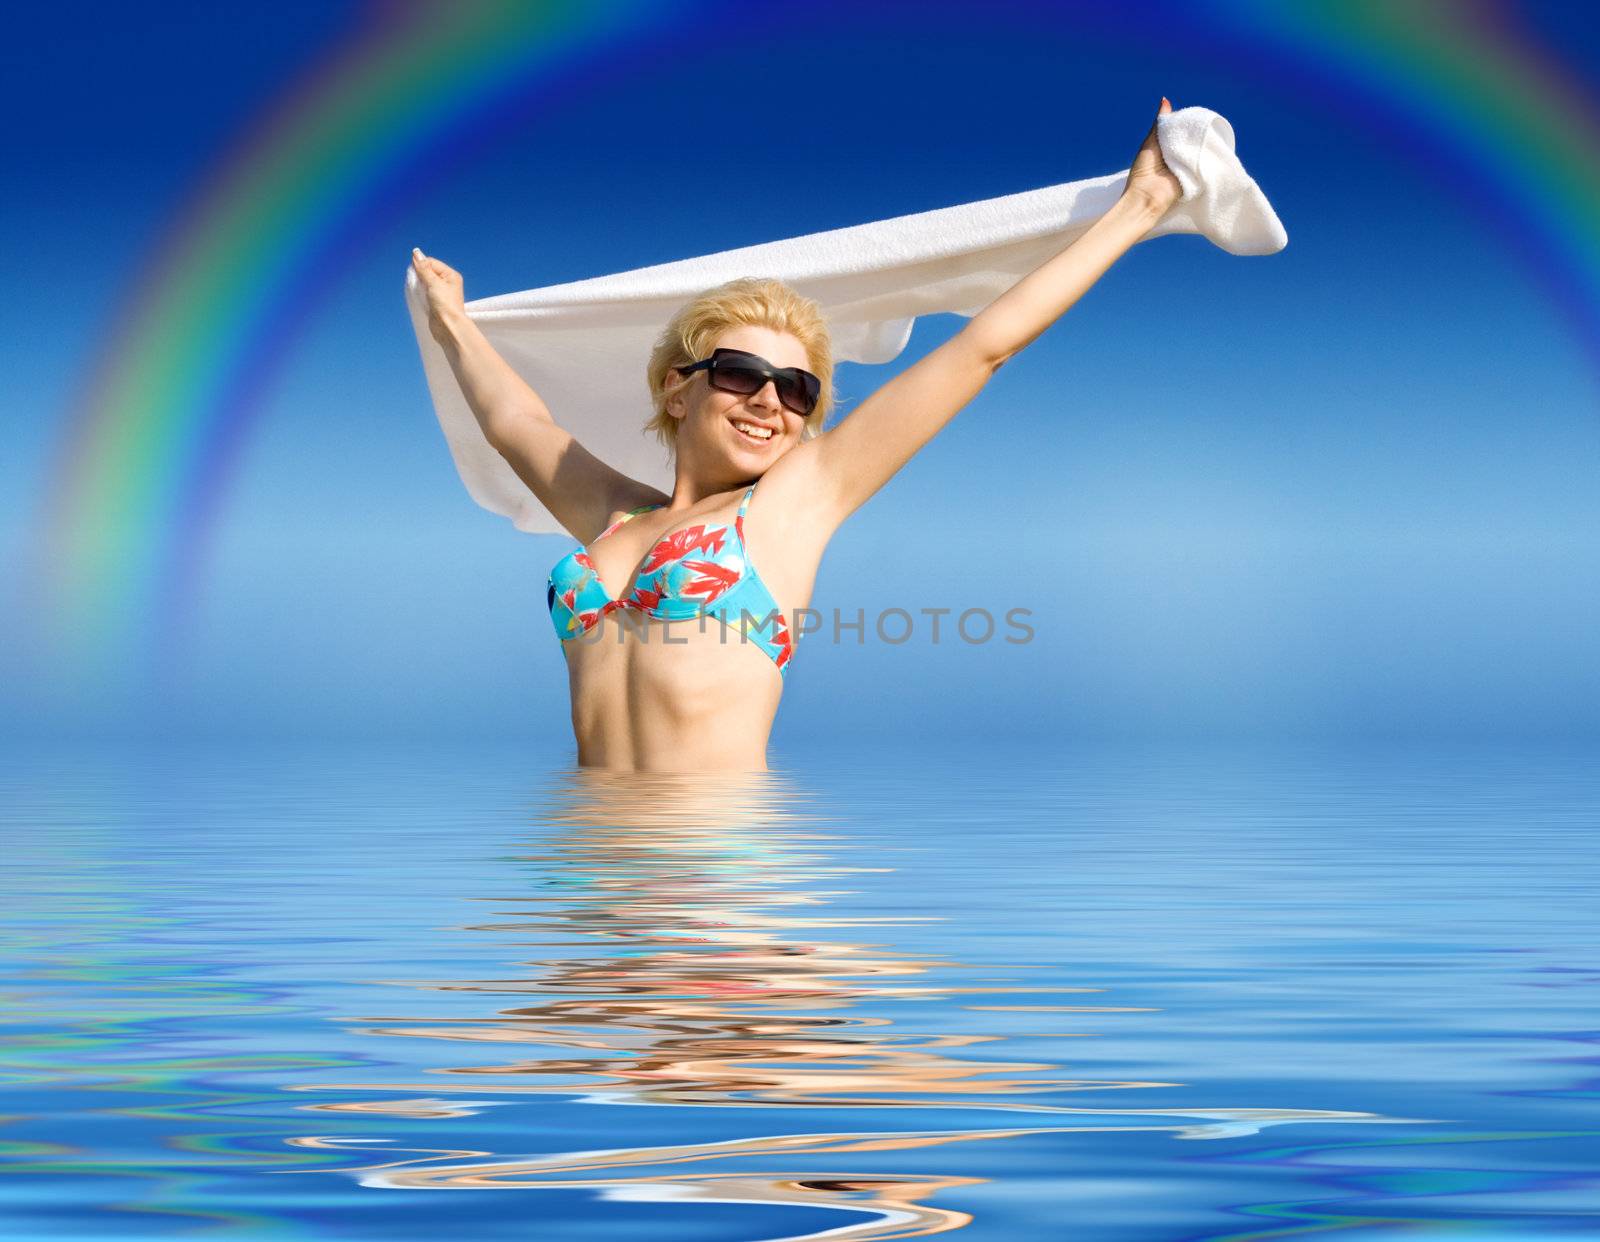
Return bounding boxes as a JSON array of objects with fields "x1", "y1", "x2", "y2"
[
  {"x1": 734, "y1": 482, "x2": 757, "y2": 541},
  {"x1": 596, "y1": 502, "x2": 662, "y2": 542}
]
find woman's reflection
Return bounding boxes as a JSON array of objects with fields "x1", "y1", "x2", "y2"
[{"x1": 290, "y1": 766, "x2": 1386, "y2": 1238}]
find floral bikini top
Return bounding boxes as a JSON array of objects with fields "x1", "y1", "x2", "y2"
[{"x1": 546, "y1": 481, "x2": 793, "y2": 674}]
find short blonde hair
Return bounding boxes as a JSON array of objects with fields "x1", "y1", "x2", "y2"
[{"x1": 645, "y1": 277, "x2": 834, "y2": 452}]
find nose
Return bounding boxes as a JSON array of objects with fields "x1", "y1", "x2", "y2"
[{"x1": 749, "y1": 380, "x2": 782, "y2": 413}]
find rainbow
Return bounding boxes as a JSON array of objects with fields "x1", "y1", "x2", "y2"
[
  {"x1": 1216, "y1": 0, "x2": 1600, "y2": 356},
  {"x1": 34, "y1": 0, "x2": 1600, "y2": 692},
  {"x1": 34, "y1": 0, "x2": 670, "y2": 690}
]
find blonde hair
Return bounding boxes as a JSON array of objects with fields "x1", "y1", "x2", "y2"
[{"x1": 645, "y1": 277, "x2": 834, "y2": 453}]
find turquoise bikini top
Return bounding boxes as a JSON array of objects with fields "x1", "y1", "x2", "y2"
[{"x1": 546, "y1": 481, "x2": 793, "y2": 674}]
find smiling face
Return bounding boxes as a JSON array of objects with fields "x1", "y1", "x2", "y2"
[{"x1": 665, "y1": 325, "x2": 815, "y2": 484}]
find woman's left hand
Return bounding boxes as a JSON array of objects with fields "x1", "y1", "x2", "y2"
[{"x1": 1122, "y1": 98, "x2": 1183, "y2": 217}]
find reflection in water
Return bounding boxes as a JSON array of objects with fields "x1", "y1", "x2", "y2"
[{"x1": 288, "y1": 767, "x2": 1401, "y2": 1237}]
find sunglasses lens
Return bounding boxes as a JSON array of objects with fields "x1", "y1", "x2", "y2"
[
  {"x1": 788, "y1": 374, "x2": 820, "y2": 416},
  {"x1": 708, "y1": 352, "x2": 819, "y2": 416},
  {"x1": 711, "y1": 362, "x2": 763, "y2": 397},
  {"x1": 777, "y1": 379, "x2": 811, "y2": 416}
]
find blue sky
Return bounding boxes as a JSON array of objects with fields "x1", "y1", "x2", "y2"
[{"x1": 3, "y1": 1, "x2": 1597, "y2": 749}]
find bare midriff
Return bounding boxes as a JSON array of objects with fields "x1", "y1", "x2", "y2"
[{"x1": 561, "y1": 613, "x2": 784, "y2": 771}]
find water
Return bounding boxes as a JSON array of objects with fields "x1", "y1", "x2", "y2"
[{"x1": 4, "y1": 740, "x2": 1597, "y2": 1239}]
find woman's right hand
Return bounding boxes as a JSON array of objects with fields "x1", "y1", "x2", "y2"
[
  {"x1": 1121, "y1": 98, "x2": 1182, "y2": 218},
  {"x1": 411, "y1": 248, "x2": 466, "y2": 345}
]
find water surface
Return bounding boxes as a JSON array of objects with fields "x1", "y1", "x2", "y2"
[{"x1": 4, "y1": 741, "x2": 1597, "y2": 1238}]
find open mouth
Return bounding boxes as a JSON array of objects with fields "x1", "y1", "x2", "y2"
[{"x1": 731, "y1": 418, "x2": 776, "y2": 443}]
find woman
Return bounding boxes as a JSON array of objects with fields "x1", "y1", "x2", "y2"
[{"x1": 412, "y1": 99, "x2": 1182, "y2": 771}]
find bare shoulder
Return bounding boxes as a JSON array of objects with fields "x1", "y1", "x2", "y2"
[
  {"x1": 610, "y1": 479, "x2": 674, "y2": 518},
  {"x1": 739, "y1": 442, "x2": 845, "y2": 616},
  {"x1": 584, "y1": 482, "x2": 669, "y2": 543},
  {"x1": 734, "y1": 461, "x2": 818, "y2": 618},
  {"x1": 491, "y1": 411, "x2": 672, "y2": 545},
  {"x1": 747, "y1": 439, "x2": 839, "y2": 549},
  {"x1": 589, "y1": 470, "x2": 676, "y2": 539}
]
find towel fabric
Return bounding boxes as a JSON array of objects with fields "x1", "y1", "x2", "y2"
[{"x1": 405, "y1": 105, "x2": 1285, "y2": 535}]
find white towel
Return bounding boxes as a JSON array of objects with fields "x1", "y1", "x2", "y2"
[{"x1": 405, "y1": 105, "x2": 1285, "y2": 534}]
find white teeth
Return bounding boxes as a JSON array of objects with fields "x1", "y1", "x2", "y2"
[{"x1": 733, "y1": 420, "x2": 773, "y2": 441}]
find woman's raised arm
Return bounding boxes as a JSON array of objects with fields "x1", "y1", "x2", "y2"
[
  {"x1": 785, "y1": 101, "x2": 1181, "y2": 534},
  {"x1": 413, "y1": 250, "x2": 660, "y2": 543}
]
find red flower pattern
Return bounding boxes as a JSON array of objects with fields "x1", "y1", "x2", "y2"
[
  {"x1": 639, "y1": 524, "x2": 727, "y2": 574},
  {"x1": 770, "y1": 612, "x2": 792, "y2": 668},
  {"x1": 677, "y1": 559, "x2": 741, "y2": 603},
  {"x1": 552, "y1": 499, "x2": 793, "y2": 670}
]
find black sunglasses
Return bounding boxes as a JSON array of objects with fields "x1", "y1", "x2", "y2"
[{"x1": 677, "y1": 348, "x2": 821, "y2": 417}]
